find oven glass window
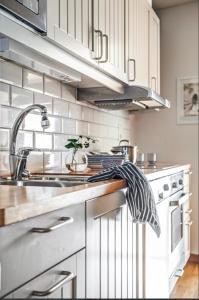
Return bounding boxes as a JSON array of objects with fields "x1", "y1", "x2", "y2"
[
  {"x1": 171, "y1": 206, "x2": 183, "y2": 252},
  {"x1": 17, "y1": 0, "x2": 39, "y2": 14}
]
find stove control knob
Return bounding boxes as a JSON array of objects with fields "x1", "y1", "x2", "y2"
[
  {"x1": 172, "y1": 182, "x2": 177, "y2": 188},
  {"x1": 163, "y1": 184, "x2": 169, "y2": 191},
  {"x1": 179, "y1": 179, "x2": 183, "y2": 185},
  {"x1": 159, "y1": 192, "x2": 164, "y2": 199}
]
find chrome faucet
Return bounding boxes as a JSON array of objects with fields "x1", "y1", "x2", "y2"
[{"x1": 9, "y1": 104, "x2": 50, "y2": 180}]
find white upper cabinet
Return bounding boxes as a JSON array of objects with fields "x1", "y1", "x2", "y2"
[
  {"x1": 46, "y1": 0, "x2": 160, "y2": 88},
  {"x1": 47, "y1": 0, "x2": 97, "y2": 66},
  {"x1": 125, "y1": 0, "x2": 150, "y2": 87},
  {"x1": 97, "y1": 0, "x2": 127, "y2": 82},
  {"x1": 149, "y1": 9, "x2": 160, "y2": 93}
]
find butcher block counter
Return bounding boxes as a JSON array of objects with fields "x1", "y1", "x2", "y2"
[{"x1": 0, "y1": 164, "x2": 190, "y2": 226}]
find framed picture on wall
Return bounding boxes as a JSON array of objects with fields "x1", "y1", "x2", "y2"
[{"x1": 177, "y1": 77, "x2": 199, "y2": 124}]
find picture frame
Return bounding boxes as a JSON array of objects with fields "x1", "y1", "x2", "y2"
[{"x1": 177, "y1": 77, "x2": 199, "y2": 124}]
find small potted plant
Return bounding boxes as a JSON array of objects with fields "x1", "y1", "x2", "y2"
[{"x1": 65, "y1": 135, "x2": 96, "y2": 172}]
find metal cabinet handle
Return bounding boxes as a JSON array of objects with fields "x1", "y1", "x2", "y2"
[
  {"x1": 99, "y1": 34, "x2": 108, "y2": 63},
  {"x1": 185, "y1": 171, "x2": 192, "y2": 175},
  {"x1": 31, "y1": 271, "x2": 74, "y2": 297},
  {"x1": 31, "y1": 217, "x2": 74, "y2": 233},
  {"x1": 128, "y1": 58, "x2": 136, "y2": 81},
  {"x1": 185, "y1": 221, "x2": 193, "y2": 226},
  {"x1": 94, "y1": 30, "x2": 103, "y2": 60},
  {"x1": 185, "y1": 209, "x2": 192, "y2": 214},
  {"x1": 169, "y1": 192, "x2": 192, "y2": 207},
  {"x1": 174, "y1": 269, "x2": 184, "y2": 278},
  {"x1": 151, "y1": 76, "x2": 157, "y2": 91}
]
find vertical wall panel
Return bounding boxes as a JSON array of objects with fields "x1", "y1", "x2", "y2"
[
  {"x1": 121, "y1": 206, "x2": 128, "y2": 298},
  {"x1": 100, "y1": 217, "x2": 108, "y2": 298},
  {"x1": 60, "y1": 0, "x2": 68, "y2": 33},
  {"x1": 82, "y1": 0, "x2": 89, "y2": 47},
  {"x1": 67, "y1": 0, "x2": 75, "y2": 37},
  {"x1": 115, "y1": 209, "x2": 122, "y2": 298},
  {"x1": 75, "y1": 0, "x2": 82, "y2": 41}
]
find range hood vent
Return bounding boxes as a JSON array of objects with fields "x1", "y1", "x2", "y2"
[
  {"x1": 0, "y1": 37, "x2": 81, "y2": 83},
  {"x1": 77, "y1": 86, "x2": 170, "y2": 111}
]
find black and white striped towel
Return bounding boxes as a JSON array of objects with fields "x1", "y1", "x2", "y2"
[{"x1": 87, "y1": 161, "x2": 161, "y2": 237}]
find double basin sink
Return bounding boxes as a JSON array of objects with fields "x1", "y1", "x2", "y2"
[{"x1": 0, "y1": 175, "x2": 91, "y2": 188}]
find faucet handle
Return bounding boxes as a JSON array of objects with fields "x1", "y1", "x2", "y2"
[{"x1": 17, "y1": 147, "x2": 42, "y2": 157}]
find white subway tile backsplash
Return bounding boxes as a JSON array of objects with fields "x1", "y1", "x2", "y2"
[
  {"x1": 0, "y1": 151, "x2": 9, "y2": 176},
  {"x1": 0, "y1": 106, "x2": 20, "y2": 128},
  {"x1": 44, "y1": 152, "x2": 62, "y2": 170},
  {"x1": 0, "y1": 82, "x2": 10, "y2": 105},
  {"x1": 107, "y1": 127, "x2": 119, "y2": 139},
  {"x1": 0, "y1": 129, "x2": 9, "y2": 150},
  {"x1": 45, "y1": 116, "x2": 62, "y2": 133},
  {"x1": 44, "y1": 76, "x2": 61, "y2": 98},
  {"x1": 27, "y1": 151, "x2": 44, "y2": 173},
  {"x1": 11, "y1": 86, "x2": 33, "y2": 108},
  {"x1": 54, "y1": 134, "x2": 69, "y2": 151},
  {"x1": 62, "y1": 84, "x2": 76, "y2": 102},
  {"x1": 69, "y1": 103, "x2": 82, "y2": 120},
  {"x1": 53, "y1": 99, "x2": 68, "y2": 117},
  {"x1": 82, "y1": 107, "x2": 94, "y2": 122},
  {"x1": 23, "y1": 113, "x2": 43, "y2": 131},
  {"x1": 76, "y1": 120, "x2": 88, "y2": 136},
  {"x1": 16, "y1": 130, "x2": 33, "y2": 149},
  {"x1": 34, "y1": 93, "x2": 52, "y2": 114},
  {"x1": 23, "y1": 69, "x2": 43, "y2": 93},
  {"x1": 62, "y1": 118, "x2": 76, "y2": 135},
  {"x1": 0, "y1": 62, "x2": 132, "y2": 174},
  {"x1": 35, "y1": 133, "x2": 52, "y2": 150},
  {"x1": 0, "y1": 61, "x2": 22, "y2": 87},
  {"x1": 119, "y1": 128, "x2": 131, "y2": 140}
]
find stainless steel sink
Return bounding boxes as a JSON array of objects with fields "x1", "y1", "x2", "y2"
[{"x1": 0, "y1": 180, "x2": 87, "y2": 188}]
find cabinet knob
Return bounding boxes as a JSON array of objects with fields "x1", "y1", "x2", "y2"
[
  {"x1": 179, "y1": 179, "x2": 183, "y2": 185},
  {"x1": 172, "y1": 182, "x2": 177, "y2": 188},
  {"x1": 159, "y1": 192, "x2": 164, "y2": 199},
  {"x1": 163, "y1": 184, "x2": 169, "y2": 191}
]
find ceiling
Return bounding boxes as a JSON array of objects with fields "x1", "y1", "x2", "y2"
[{"x1": 152, "y1": 0, "x2": 195, "y2": 9}]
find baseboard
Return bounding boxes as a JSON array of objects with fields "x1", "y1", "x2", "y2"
[{"x1": 189, "y1": 254, "x2": 199, "y2": 264}]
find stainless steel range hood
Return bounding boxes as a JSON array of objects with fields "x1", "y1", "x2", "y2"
[
  {"x1": 77, "y1": 86, "x2": 171, "y2": 111},
  {"x1": 0, "y1": 37, "x2": 81, "y2": 83}
]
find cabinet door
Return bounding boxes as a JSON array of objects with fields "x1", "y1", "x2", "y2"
[
  {"x1": 5, "y1": 250, "x2": 85, "y2": 299},
  {"x1": 47, "y1": 0, "x2": 97, "y2": 66},
  {"x1": 98, "y1": 0, "x2": 127, "y2": 82},
  {"x1": 86, "y1": 191, "x2": 143, "y2": 299},
  {"x1": 149, "y1": 9, "x2": 160, "y2": 93},
  {"x1": 126, "y1": 0, "x2": 150, "y2": 87}
]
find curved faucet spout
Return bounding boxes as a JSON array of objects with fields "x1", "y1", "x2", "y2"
[{"x1": 9, "y1": 104, "x2": 50, "y2": 180}]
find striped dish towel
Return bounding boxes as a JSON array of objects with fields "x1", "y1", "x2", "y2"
[{"x1": 87, "y1": 161, "x2": 161, "y2": 237}]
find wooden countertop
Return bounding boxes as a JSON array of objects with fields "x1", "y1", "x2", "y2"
[{"x1": 0, "y1": 164, "x2": 190, "y2": 227}]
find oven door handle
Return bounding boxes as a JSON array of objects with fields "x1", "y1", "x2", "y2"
[{"x1": 169, "y1": 192, "x2": 192, "y2": 207}]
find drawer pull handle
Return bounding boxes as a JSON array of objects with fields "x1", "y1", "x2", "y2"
[
  {"x1": 32, "y1": 271, "x2": 74, "y2": 297},
  {"x1": 185, "y1": 209, "x2": 192, "y2": 214},
  {"x1": 185, "y1": 221, "x2": 193, "y2": 226},
  {"x1": 174, "y1": 269, "x2": 184, "y2": 278},
  {"x1": 31, "y1": 217, "x2": 74, "y2": 233}
]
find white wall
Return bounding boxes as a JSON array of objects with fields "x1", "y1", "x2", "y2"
[{"x1": 132, "y1": 1, "x2": 199, "y2": 254}]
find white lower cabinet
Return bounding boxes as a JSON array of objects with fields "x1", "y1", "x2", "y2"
[
  {"x1": 86, "y1": 190, "x2": 144, "y2": 299},
  {"x1": 5, "y1": 250, "x2": 85, "y2": 299}
]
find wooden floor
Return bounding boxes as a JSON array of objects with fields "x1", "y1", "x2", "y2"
[{"x1": 170, "y1": 262, "x2": 199, "y2": 299}]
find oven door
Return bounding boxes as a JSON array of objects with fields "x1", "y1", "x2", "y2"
[
  {"x1": 0, "y1": 0, "x2": 47, "y2": 33},
  {"x1": 168, "y1": 191, "x2": 191, "y2": 292}
]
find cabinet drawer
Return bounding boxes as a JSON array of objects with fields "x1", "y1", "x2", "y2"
[
  {"x1": 4, "y1": 249, "x2": 85, "y2": 299},
  {"x1": 0, "y1": 204, "x2": 85, "y2": 297}
]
